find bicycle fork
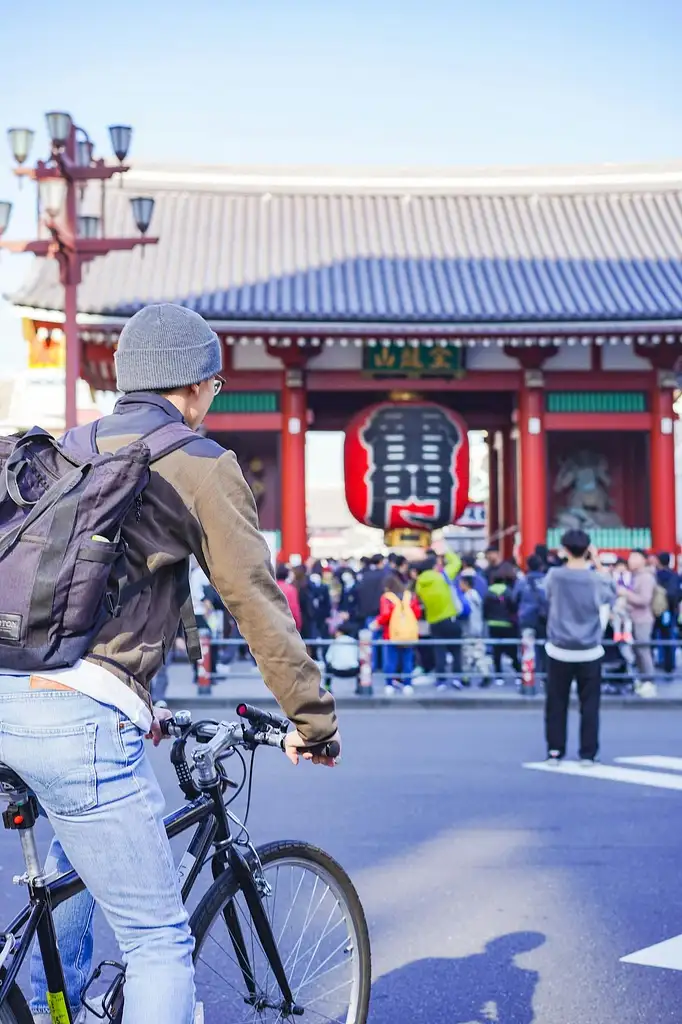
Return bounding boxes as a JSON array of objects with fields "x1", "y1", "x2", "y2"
[{"x1": 219, "y1": 847, "x2": 302, "y2": 1016}]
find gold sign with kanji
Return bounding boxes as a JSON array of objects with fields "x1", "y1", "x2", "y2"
[{"x1": 363, "y1": 343, "x2": 465, "y2": 378}]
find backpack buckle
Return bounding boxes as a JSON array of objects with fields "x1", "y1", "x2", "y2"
[{"x1": 105, "y1": 588, "x2": 123, "y2": 618}]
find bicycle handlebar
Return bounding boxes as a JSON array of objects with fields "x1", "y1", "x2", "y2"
[
  {"x1": 161, "y1": 708, "x2": 340, "y2": 761},
  {"x1": 236, "y1": 702, "x2": 288, "y2": 733}
]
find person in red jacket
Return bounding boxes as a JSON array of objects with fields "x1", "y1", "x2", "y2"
[
  {"x1": 276, "y1": 563, "x2": 303, "y2": 633},
  {"x1": 373, "y1": 574, "x2": 422, "y2": 696}
]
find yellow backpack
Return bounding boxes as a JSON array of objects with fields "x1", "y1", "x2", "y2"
[{"x1": 386, "y1": 591, "x2": 420, "y2": 643}]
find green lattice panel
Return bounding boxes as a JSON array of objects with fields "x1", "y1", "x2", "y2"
[
  {"x1": 546, "y1": 527, "x2": 652, "y2": 550},
  {"x1": 546, "y1": 392, "x2": 646, "y2": 413},
  {"x1": 211, "y1": 392, "x2": 279, "y2": 413}
]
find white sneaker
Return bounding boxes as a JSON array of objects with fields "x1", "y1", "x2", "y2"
[
  {"x1": 384, "y1": 684, "x2": 397, "y2": 697},
  {"x1": 635, "y1": 680, "x2": 658, "y2": 699},
  {"x1": 402, "y1": 683, "x2": 415, "y2": 697},
  {"x1": 494, "y1": 677, "x2": 506, "y2": 687}
]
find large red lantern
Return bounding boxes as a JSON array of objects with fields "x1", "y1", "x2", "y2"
[{"x1": 344, "y1": 401, "x2": 469, "y2": 532}]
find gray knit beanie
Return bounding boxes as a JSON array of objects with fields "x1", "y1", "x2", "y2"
[{"x1": 115, "y1": 303, "x2": 222, "y2": 393}]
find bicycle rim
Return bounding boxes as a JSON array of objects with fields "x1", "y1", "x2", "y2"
[
  {"x1": 192, "y1": 844, "x2": 367, "y2": 1023},
  {"x1": 0, "y1": 977, "x2": 32, "y2": 1024},
  {"x1": 0, "y1": 1005, "x2": 25, "y2": 1024}
]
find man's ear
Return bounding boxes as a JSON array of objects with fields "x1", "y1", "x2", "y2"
[{"x1": 189, "y1": 382, "x2": 201, "y2": 397}]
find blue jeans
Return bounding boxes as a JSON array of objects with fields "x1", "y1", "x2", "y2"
[
  {"x1": 0, "y1": 676, "x2": 195, "y2": 1023},
  {"x1": 383, "y1": 645, "x2": 415, "y2": 687}
]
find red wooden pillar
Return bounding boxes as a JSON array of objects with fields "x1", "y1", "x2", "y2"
[
  {"x1": 501, "y1": 427, "x2": 516, "y2": 561},
  {"x1": 486, "y1": 432, "x2": 500, "y2": 545},
  {"x1": 650, "y1": 379, "x2": 677, "y2": 556},
  {"x1": 279, "y1": 363, "x2": 310, "y2": 564},
  {"x1": 63, "y1": 123, "x2": 82, "y2": 430},
  {"x1": 518, "y1": 376, "x2": 547, "y2": 565}
]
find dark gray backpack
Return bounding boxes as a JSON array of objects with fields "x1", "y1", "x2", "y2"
[{"x1": 0, "y1": 420, "x2": 200, "y2": 673}]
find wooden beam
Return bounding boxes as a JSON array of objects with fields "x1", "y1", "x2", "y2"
[
  {"x1": 204, "y1": 412, "x2": 283, "y2": 431},
  {"x1": 545, "y1": 412, "x2": 652, "y2": 431},
  {"x1": 306, "y1": 370, "x2": 522, "y2": 392},
  {"x1": 544, "y1": 370, "x2": 655, "y2": 390}
]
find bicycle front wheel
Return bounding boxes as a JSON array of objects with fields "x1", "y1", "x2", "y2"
[
  {"x1": 190, "y1": 840, "x2": 371, "y2": 1024},
  {"x1": 0, "y1": 972, "x2": 32, "y2": 1024}
]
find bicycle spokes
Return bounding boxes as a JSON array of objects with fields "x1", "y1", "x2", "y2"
[{"x1": 194, "y1": 858, "x2": 361, "y2": 1023}]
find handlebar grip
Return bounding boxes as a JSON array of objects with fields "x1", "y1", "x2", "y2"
[
  {"x1": 299, "y1": 740, "x2": 341, "y2": 760},
  {"x1": 160, "y1": 710, "x2": 192, "y2": 738},
  {"x1": 237, "y1": 703, "x2": 288, "y2": 733}
]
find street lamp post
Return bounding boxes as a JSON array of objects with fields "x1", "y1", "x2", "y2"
[{"x1": 0, "y1": 112, "x2": 158, "y2": 428}]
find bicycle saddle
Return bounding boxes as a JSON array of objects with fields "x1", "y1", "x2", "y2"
[{"x1": 0, "y1": 763, "x2": 29, "y2": 796}]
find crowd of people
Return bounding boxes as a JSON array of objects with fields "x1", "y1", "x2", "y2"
[
  {"x1": 181, "y1": 537, "x2": 682, "y2": 700},
  {"x1": 271, "y1": 542, "x2": 682, "y2": 698}
]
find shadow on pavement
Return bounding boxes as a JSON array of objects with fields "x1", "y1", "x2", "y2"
[{"x1": 369, "y1": 931, "x2": 546, "y2": 1024}]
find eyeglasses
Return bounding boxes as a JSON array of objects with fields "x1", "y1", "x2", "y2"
[{"x1": 213, "y1": 375, "x2": 226, "y2": 397}]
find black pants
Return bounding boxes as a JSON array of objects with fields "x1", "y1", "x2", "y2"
[
  {"x1": 545, "y1": 656, "x2": 601, "y2": 760},
  {"x1": 430, "y1": 617, "x2": 462, "y2": 677},
  {"x1": 654, "y1": 618, "x2": 676, "y2": 674},
  {"x1": 488, "y1": 625, "x2": 520, "y2": 674},
  {"x1": 418, "y1": 633, "x2": 436, "y2": 674},
  {"x1": 325, "y1": 665, "x2": 360, "y2": 691}
]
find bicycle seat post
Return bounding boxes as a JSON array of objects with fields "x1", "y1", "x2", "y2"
[
  {"x1": 18, "y1": 810, "x2": 41, "y2": 882},
  {"x1": 2, "y1": 787, "x2": 41, "y2": 884}
]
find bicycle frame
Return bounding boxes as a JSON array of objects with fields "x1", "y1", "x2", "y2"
[{"x1": 0, "y1": 781, "x2": 298, "y2": 1019}]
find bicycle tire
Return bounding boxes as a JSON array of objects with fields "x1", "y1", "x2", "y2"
[
  {"x1": 191, "y1": 840, "x2": 372, "y2": 1023},
  {"x1": 0, "y1": 971, "x2": 33, "y2": 1024}
]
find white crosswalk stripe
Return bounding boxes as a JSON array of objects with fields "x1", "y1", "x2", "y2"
[
  {"x1": 615, "y1": 755, "x2": 682, "y2": 772},
  {"x1": 621, "y1": 934, "x2": 682, "y2": 972},
  {"x1": 523, "y1": 755, "x2": 682, "y2": 973},
  {"x1": 523, "y1": 760, "x2": 682, "y2": 791}
]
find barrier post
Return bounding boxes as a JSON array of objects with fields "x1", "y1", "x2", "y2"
[
  {"x1": 196, "y1": 628, "x2": 213, "y2": 694},
  {"x1": 520, "y1": 628, "x2": 537, "y2": 696},
  {"x1": 357, "y1": 628, "x2": 374, "y2": 696}
]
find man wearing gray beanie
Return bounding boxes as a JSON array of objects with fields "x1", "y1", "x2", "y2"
[{"x1": 27, "y1": 302, "x2": 340, "y2": 1024}]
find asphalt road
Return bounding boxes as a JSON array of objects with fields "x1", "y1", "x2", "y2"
[{"x1": 3, "y1": 706, "x2": 682, "y2": 1023}]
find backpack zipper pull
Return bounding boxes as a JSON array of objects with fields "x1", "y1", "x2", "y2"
[{"x1": 134, "y1": 495, "x2": 143, "y2": 522}]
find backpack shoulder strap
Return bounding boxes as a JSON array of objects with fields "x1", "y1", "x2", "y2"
[
  {"x1": 141, "y1": 421, "x2": 199, "y2": 463},
  {"x1": 82, "y1": 418, "x2": 198, "y2": 463}
]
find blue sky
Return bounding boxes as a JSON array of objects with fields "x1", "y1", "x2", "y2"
[{"x1": 1, "y1": 0, "x2": 680, "y2": 370}]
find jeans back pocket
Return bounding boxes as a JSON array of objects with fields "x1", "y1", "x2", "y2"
[{"x1": 0, "y1": 720, "x2": 97, "y2": 816}]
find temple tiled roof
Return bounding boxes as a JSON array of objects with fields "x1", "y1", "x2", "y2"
[{"x1": 11, "y1": 162, "x2": 682, "y2": 325}]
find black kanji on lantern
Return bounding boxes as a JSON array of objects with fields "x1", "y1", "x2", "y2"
[{"x1": 361, "y1": 405, "x2": 463, "y2": 529}]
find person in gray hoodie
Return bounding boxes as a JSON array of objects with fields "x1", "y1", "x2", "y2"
[{"x1": 543, "y1": 530, "x2": 615, "y2": 764}]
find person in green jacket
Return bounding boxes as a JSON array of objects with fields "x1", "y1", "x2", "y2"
[
  {"x1": 483, "y1": 562, "x2": 521, "y2": 685},
  {"x1": 415, "y1": 549, "x2": 464, "y2": 689}
]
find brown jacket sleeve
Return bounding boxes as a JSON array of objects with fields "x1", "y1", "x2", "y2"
[{"x1": 193, "y1": 450, "x2": 337, "y2": 744}]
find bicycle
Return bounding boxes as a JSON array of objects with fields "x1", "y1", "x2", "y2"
[{"x1": 0, "y1": 702, "x2": 371, "y2": 1023}]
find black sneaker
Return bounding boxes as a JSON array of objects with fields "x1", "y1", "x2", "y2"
[{"x1": 546, "y1": 750, "x2": 563, "y2": 764}]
